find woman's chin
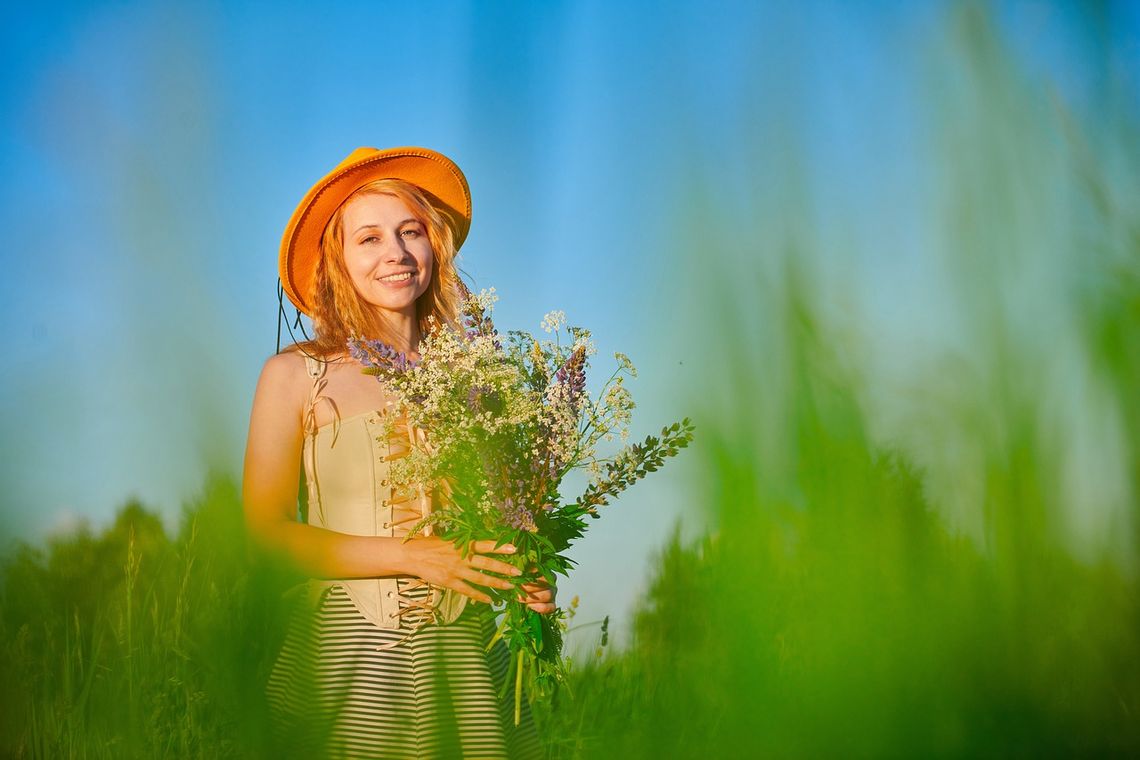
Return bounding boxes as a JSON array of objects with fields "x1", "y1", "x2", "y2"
[{"x1": 364, "y1": 292, "x2": 426, "y2": 318}]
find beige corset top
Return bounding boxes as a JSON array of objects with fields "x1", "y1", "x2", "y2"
[{"x1": 299, "y1": 354, "x2": 466, "y2": 630}]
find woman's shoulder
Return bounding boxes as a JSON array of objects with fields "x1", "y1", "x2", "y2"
[
  {"x1": 253, "y1": 346, "x2": 348, "y2": 419},
  {"x1": 259, "y1": 345, "x2": 358, "y2": 387},
  {"x1": 260, "y1": 347, "x2": 309, "y2": 377},
  {"x1": 255, "y1": 347, "x2": 329, "y2": 398}
]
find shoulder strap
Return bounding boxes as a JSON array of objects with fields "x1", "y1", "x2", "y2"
[
  {"x1": 301, "y1": 355, "x2": 339, "y2": 440},
  {"x1": 303, "y1": 354, "x2": 325, "y2": 381},
  {"x1": 300, "y1": 354, "x2": 335, "y2": 527}
]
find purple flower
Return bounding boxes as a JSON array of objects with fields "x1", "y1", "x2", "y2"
[
  {"x1": 500, "y1": 496, "x2": 538, "y2": 532},
  {"x1": 457, "y1": 281, "x2": 502, "y2": 350},
  {"x1": 554, "y1": 345, "x2": 587, "y2": 411},
  {"x1": 347, "y1": 337, "x2": 419, "y2": 372},
  {"x1": 466, "y1": 384, "x2": 504, "y2": 415}
]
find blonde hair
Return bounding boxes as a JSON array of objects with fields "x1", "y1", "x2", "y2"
[{"x1": 291, "y1": 178, "x2": 463, "y2": 358}]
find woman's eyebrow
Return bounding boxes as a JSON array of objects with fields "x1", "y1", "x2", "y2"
[{"x1": 352, "y1": 219, "x2": 420, "y2": 236}]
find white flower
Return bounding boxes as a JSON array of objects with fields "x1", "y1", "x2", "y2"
[
  {"x1": 470, "y1": 287, "x2": 498, "y2": 312},
  {"x1": 541, "y1": 310, "x2": 566, "y2": 334},
  {"x1": 614, "y1": 351, "x2": 638, "y2": 378}
]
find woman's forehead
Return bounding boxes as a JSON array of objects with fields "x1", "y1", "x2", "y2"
[{"x1": 342, "y1": 192, "x2": 420, "y2": 226}]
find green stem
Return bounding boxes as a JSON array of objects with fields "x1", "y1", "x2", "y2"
[
  {"x1": 515, "y1": 649, "x2": 524, "y2": 726},
  {"x1": 485, "y1": 611, "x2": 510, "y2": 653}
]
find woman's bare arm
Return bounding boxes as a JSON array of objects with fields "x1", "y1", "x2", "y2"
[{"x1": 241, "y1": 351, "x2": 520, "y2": 602}]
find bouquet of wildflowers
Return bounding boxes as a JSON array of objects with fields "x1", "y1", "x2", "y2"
[{"x1": 348, "y1": 284, "x2": 693, "y2": 723}]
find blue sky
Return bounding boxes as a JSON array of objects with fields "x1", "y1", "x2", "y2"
[{"x1": 1, "y1": 0, "x2": 1136, "y2": 647}]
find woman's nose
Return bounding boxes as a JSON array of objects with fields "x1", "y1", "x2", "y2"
[{"x1": 382, "y1": 235, "x2": 411, "y2": 260}]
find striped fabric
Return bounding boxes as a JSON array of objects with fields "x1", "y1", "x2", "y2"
[{"x1": 267, "y1": 584, "x2": 544, "y2": 759}]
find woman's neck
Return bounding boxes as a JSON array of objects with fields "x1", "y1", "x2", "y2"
[{"x1": 378, "y1": 310, "x2": 421, "y2": 355}]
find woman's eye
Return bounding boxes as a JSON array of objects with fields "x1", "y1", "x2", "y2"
[
  {"x1": 362, "y1": 235, "x2": 380, "y2": 244},
  {"x1": 400, "y1": 228, "x2": 421, "y2": 239}
]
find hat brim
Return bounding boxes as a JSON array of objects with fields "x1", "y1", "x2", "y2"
[{"x1": 279, "y1": 146, "x2": 471, "y2": 316}]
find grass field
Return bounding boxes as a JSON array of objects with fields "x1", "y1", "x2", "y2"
[{"x1": 3, "y1": 3, "x2": 1138, "y2": 757}]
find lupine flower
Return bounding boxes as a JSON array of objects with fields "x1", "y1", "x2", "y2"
[
  {"x1": 347, "y1": 336, "x2": 419, "y2": 372},
  {"x1": 500, "y1": 496, "x2": 538, "y2": 532},
  {"x1": 466, "y1": 384, "x2": 504, "y2": 415},
  {"x1": 457, "y1": 281, "x2": 501, "y2": 349},
  {"x1": 554, "y1": 345, "x2": 587, "y2": 411}
]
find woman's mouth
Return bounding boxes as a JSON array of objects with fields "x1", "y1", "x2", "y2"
[{"x1": 378, "y1": 271, "x2": 414, "y2": 284}]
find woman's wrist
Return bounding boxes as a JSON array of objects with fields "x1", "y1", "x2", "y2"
[{"x1": 380, "y1": 535, "x2": 415, "y2": 577}]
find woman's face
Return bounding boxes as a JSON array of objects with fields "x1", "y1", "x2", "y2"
[{"x1": 340, "y1": 192, "x2": 434, "y2": 320}]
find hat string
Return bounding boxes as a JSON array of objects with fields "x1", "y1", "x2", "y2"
[{"x1": 277, "y1": 279, "x2": 312, "y2": 354}]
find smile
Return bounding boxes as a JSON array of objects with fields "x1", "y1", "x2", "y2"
[{"x1": 379, "y1": 272, "x2": 414, "y2": 283}]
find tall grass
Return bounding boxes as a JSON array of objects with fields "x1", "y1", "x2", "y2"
[
  {"x1": 0, "y1": 479, "x2": 298, "y2": 757},
  {"x1": 536, "y1": 3, "x2": 1140, "y2": 756},
  {"x1": 537, "y1": 267, "x2": 1140, "y2": 754},
  {"x1": 2, "y1": 2, "x2": 1138, "y2": 757}
]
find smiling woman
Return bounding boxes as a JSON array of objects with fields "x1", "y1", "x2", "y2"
[{"x1": 243, "y1": 147, "x2": 548, "y2": 758}]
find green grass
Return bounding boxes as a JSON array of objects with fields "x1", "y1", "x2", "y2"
[
  {"x1": 3, "y1": 2, "x2": 1139, "y2": 757},
  {"x1": 534, "y1": 274, "x2": 1140, "y2": 755},
  {"x1": 0, "y1": 480, "x2": 300, "y2": 758}
]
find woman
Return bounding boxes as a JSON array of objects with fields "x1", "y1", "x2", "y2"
[{"x1": 243, "y1": 146, "x2": 552, "y2": 758}]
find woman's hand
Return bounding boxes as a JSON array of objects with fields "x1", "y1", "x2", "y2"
[
  {"x1": 401, "y1": 536, "x2": 521, "y2": 604},
  {"x1": 518, "y1": 569, "x2": 557, "y2": 615}
]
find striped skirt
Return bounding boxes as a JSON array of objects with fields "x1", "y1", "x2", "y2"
[{"x1": 266, "y1": 584, "x2": 544, "y2": 759}]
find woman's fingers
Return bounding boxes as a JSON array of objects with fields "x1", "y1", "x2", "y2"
[
  {"x1": 517, "y1": 583, "x2": 556, "y2": 616},
  {"x1": 407, "y1": 538, "x2": 557, "y2": 610},
  {"x1": 448, "y1": 571, "x2": 557, "y2": 612},
  {"x1": 518, "y1": 587, "x2": 556, "y2": 613},
  {"x1": 459, "y1": 566, "x2": 515, "y2": 591},
  {"x1": 468, "y1": 553, "x2": 522, "y2": 577},
  {"x1": 451, "y1": 580, "x2": 492, "y2": 605},
  {"x1": 519, "y1": 585, "x2": 554, "y2": 601},
  {"x1": 521, "y1": 568, "x2": 554, "y2": 591},
  {"x1": 526, "y1": 602, "x2": 557, "y2": 614},
  {"x1": 471, "y1": 540, "x2": 516, "y2": 556},
  {"x1": 517, "y1": 570, "x2": 557, "y2": 614},
  {"x1": 517, "y1": 590, "x2": 554, "y2": 605},
  {"x1": 405, "y1": 537, "x2": 518, "y2": 604}
]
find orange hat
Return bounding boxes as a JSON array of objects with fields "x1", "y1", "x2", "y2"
[{"x1": 279, "y1": 146, "x2": 472, "y2": 315}]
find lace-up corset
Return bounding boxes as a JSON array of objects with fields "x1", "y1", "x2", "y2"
[{"x1": 299, "y1": 354, "x2": 466, "y2": 630}]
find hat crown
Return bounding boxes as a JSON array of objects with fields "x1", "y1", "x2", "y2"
[{"x1": 335, "y1": 147, "x2": 380, "y2": 173}]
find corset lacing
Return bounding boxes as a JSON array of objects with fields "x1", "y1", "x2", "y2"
[{"x1": 376, "y1": 410, "x2": 442, "y2": 650}]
